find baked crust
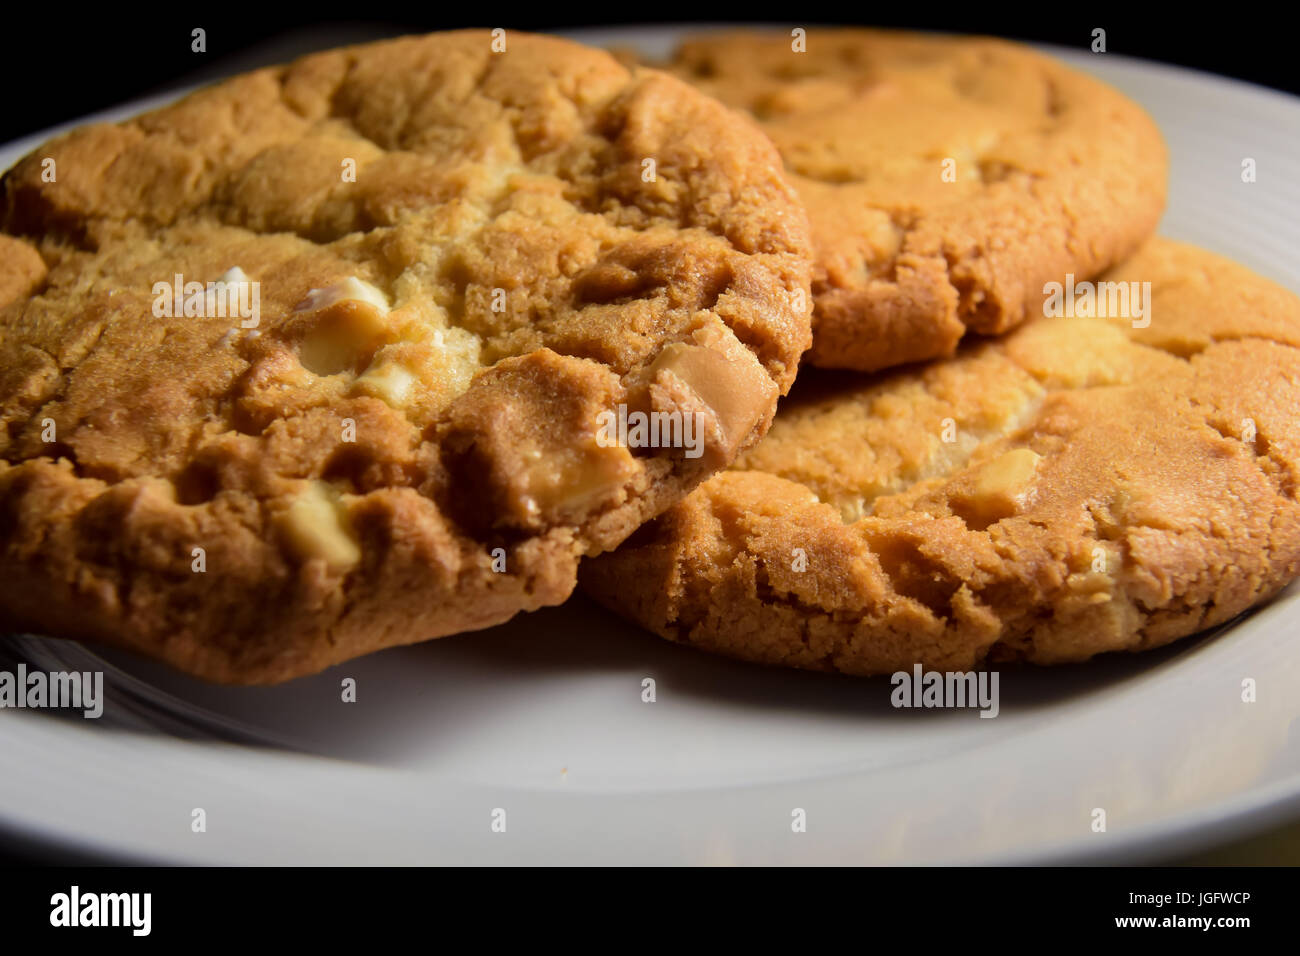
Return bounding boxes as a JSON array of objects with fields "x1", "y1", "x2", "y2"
[
  {"x1": 0, "y1": 30, "x2": 812, "y2": 683},
  {"x1": 654, "y1": 29, "x2": 1167, "y2": 371},
  {"x1": 581, "y1": 239, "x2": 1300, "y2": 674}
]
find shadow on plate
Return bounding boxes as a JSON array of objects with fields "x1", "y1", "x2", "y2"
[{"x1": 0, "y1": 588, "x2": 1251, "y2": 763}]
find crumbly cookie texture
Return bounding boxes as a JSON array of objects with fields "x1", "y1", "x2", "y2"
[
  {"x1": 653, "y1": 29, "x2": 1168, "y2": 371},
  {"x1": 0, "y1": 30, "x2": 812, "y2": 683},
  {"x1": 582, "y1": 239, "x2": 1300, "y2": 674}
]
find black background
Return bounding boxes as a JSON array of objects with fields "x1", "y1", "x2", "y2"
[
  {"x1": 2, "y1": 4, "x2": 1298, "y2": 147},
  {"x1": 0, "y1": 865, "x2": 1277, "y2": 941}
]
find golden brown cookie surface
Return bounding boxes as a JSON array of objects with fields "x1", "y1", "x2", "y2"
[
  {"x1": 582, "y1": 239, "x2": 1300, "y2": 674},
  {"x1": 654, "y1": 29, "x2": 1167, "y2": 371},
  {"x1": 0, "y1": 30, "x2": 813, "y2": 683}
]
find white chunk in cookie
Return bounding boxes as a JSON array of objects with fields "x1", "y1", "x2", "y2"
[{"x1": 295, "y1": 277, "x2": 390, "y2": 314}]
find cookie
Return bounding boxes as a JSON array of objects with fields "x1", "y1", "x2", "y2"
[
  {"x1": 581, "y1": 239, "x2": 1300, "y2": 675},
  {"x1": 0, "y1": 30, "x2": 813, "y2": 683},
  {"x1": 652, "y1": 29, "x2": 1167, "y2": 371}
]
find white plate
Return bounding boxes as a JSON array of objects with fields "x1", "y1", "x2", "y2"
[{"x1": 3, "y1": 26, "x2": 1300, "y2": 865}]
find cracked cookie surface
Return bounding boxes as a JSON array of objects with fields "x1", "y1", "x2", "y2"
[
  {"x1": 0, "y1": 30, "x2": 813, "y2": 683},
  {"x1": 650, "y1": 29, "x2": 1167, "y2": 372},
  {"x1": 581, "y1": 239, "x2": 1300, "y2": 674}
]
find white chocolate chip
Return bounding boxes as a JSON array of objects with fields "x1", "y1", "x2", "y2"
[
  {"x1": 517, "y1": 439, "x2": 637, "y2": 521},
  {"x1": 295, "y1": 277, "x2": 390, "y2": 315},
  {"x1": 294, "y1": 278, "x2": 394, "y2": 376},
  {"x1": 278, "y1": 480, "x2": 361, "y2": 571},
  {"x1": 955, "y1": 447, "x2": 1043, "y2": 525},
  {"x1": 353, "y1": 359, "x2": 417, "y2": 407},
  {"x1": 648, "y1": 341, "x2": 776, "y2": 461},
  {"x1": 975, "y1": 448, "x2": 1041, "y2": 503}
]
